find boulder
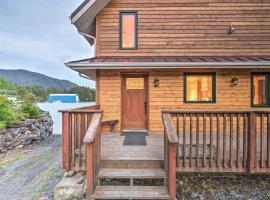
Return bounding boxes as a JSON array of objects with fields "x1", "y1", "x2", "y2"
[
  {"x1": 4, "y1": 132, "x2": 13, "y2": 143},
  {"x1": 7, "y1": 128, "x2": 21, "y2": 138},
  {"x1": 54, "y1": 172, "x2": 86, "y2": 200}
]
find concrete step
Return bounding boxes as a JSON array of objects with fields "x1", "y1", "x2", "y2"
[
  {"x1": 92, "y1": 186, "x2": 170, "y2": 199},
  {"x1": 98, "y1": 168, "x2": 166, "y2": 179}
]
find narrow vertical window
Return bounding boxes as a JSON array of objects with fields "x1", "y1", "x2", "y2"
[
  {"x1": 184, "y1": 73, "x2": 216, "y2": 103},
  {"x1": 119, "y1": 12, "x2": 138, "y2": 49},
  {"x1": 252, "y1": 74, "x2": 268, "y2": 106}
]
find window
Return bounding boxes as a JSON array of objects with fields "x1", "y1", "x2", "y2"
[
  {"x1": 184, "y1": 73, "x2": 216, "y2": 103},
  {"x1": 251, "y1": 73, "x2": 269, "y2": 107},
  {"x1": 119, "y1": 12, "x2": 138, "y2": 49}
]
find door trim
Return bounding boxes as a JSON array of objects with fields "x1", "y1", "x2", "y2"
[{"x1": 121, "y1": 73, "x2": 149, "y2": 131}]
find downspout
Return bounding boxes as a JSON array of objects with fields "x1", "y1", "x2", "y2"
[{"x1": 78, "y1": 31, "x2": 97, "y2": 58}]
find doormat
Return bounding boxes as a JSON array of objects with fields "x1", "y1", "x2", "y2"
[{"x1": 122, "y1": 132, "x2": 147, "y2": 146}]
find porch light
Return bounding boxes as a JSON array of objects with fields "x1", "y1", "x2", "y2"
[
  {"x1": 154, "y1": 78, "x2": 160, "y2": 87},
  {"x1": 231, "y1": 77, "x2": 239, "y2": 86}
]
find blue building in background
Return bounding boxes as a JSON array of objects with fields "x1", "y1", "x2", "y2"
[{"x1": 48, "y1": 94, "x2": 79, "y2": 103}]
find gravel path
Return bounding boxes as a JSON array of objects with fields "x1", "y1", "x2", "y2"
[{"x1": 0, "y1": 135, "x2": 63, "y2": 200}]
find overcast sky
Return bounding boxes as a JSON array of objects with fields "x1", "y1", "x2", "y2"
[{"x1": 0, "y1": 0, "x2": 95, "y2": 87}]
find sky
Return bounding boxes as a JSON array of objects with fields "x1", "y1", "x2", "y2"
[{"x1": 0, "y1": 0, "x2": 95, "y2": 87}]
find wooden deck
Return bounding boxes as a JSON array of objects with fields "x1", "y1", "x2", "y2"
[
  {"x1": 101, "y1": 132, "x2": 163, "y2": 161},
  {"x1": 61, "y1": 108, "x2": 270, "y2": 199}
]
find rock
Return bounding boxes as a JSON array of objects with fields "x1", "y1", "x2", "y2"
[
  {"x1": 0, "y1": 134, "x2": 6, "y2": 148},
  {"x1": 54, "y1": 172, "x2": 86, "y2": 200},
  {"x1": 64, "y1": 171, "x2": 76, "y2": 177},
  {"x1": 191, "y1": 192, "x2": 203, "y2": 200},
  {"x1": 0, "y1": 128, "x2": 6, "y2": 134},
  {"x1": 4, "y1": 132, "x2": 13, "y2": 142},
  {"x1": 41, "y1": 116, "x2": 49, "y2": 122},
  {"x1": 6, "y1": 128, "x2": 21, "y2": 138},
  {"x1": 16, "y1": 145, "x2": 24, "y2": 149}
]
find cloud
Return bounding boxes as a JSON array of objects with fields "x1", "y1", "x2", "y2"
[{"x1": 0, "y1": 0, "x2": 94, "y2": 87}]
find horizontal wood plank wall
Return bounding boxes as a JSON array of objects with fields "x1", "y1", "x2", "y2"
[
  {"x1": 100, "y1": 70, "x2": 121, "y2": 131},
  {"x1": 99, "y1": 69, "x2": 270, "y2": 132},
  {"x1": 96, "y1": 0, "x2": 270, "y2": 57}
]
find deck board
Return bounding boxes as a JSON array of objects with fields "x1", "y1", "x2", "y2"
[
  {"x1": 93, "y1": 186, "x2": 170, "y2": 199},
  {"x1": 101, "y1": 133, "x2": 164, "y2": 161},
  {"x1": 98, "y1": 168, "x2": 166, "y2": 179}
]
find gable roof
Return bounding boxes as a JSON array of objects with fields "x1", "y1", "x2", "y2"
[{"x1": 70, "y1": 0, "x2": 111, "y2": 44}]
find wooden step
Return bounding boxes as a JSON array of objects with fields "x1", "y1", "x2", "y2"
[
  {"x1": 98, "y1": 168, "x2": 166, "y2": 179},
  {"x1": 101, "y1": 160, "x2": 164, "y2": 169},
  {"x1": 92, "y1": 186, "x2": 170, "y2": 199}
]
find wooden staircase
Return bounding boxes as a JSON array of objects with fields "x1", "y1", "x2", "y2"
[
  {"x1": 91, "y1": 160, "x2": 170, "y2": 200},
  {"x1": 61, "y1": 109, "x2": 175, "y2": 199}
]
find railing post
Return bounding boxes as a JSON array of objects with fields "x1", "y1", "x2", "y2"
[
  {"x1": 62, "y1": 112, "x2": 70, "y2": 171},
  {"x1": 86, "y1": 142, "x2": 94, "y2": 199},
  {"x1": 169, "y1": 143, "x2": 176, "y2": 200},
  {"x1": 247, "y1": 112, "x2": 256, "y2": 173}
]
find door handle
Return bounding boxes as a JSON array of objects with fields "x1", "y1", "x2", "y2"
[{"x1": 144, "y1": 101, "x2": 147, "y2": 115}]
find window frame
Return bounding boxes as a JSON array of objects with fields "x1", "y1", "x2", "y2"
[
  {"x1": 251, "y1": 72, "x2": 270, "y2": 107},
  {"x1": 119, "y1": 11, "x2": 138, "y2": 50},
  {"x1": 184, "y1": 72, "x2": 216, "y2": 104}
]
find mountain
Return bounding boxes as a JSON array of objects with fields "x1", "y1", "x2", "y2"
[{"x1": 0, "y1": 69, "x2": 78, "y2": 89}]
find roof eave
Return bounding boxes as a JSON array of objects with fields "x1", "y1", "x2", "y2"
[{"x1": 65, "y1": 62, "x2": 270, "y2": 70}]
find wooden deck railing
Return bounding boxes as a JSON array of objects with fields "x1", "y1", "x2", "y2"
[
  {"x1": 162, "y1": 113, "x2": 178, "y2": 199},
  {"x1": 162, "y1": 110, "x2": 270, "y2": 199},
  {"x1": 60, "y1": 104, "x2": 101, "y2": 172},
  {"x1": 60, "y1": 104, "x2": 103, "y2": 198}
]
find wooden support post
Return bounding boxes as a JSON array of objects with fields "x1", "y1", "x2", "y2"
[
  {"x1": 86, "y1": 143, "x2": 94, "y2": 199},
  {"x1": 169, "y1": 143, "x2": 176, "y2": 200},
  {"x1": 62, "y1": 112, "x2": 70, "y2": 171},
  {"x1": 247, "y1": 112, "x2": 256, "y2": 173}
]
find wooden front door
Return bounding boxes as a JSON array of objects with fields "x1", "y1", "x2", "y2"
[{"x1": 122, "y1": 74, "x2": 148, "y2": 130}]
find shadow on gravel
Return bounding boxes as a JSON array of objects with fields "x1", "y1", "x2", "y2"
[{"x1": 0, "y1": 135, "x2": 63, "y2": 200}]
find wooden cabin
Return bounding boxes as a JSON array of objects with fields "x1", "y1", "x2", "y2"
[{"x1": 61, "y1": 0, "x2": 270, "y2": 199}]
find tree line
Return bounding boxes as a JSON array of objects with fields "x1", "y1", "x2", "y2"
[{"x1": 0, "y1": 77, "x2": 96, "y2": 102}]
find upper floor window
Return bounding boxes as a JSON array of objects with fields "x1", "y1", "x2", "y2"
[
  {"x1": 119, "y1": 12, "x2": 138, "y2": 50},
  {"x1": 184, "y1": 73, "x2": 216, "y2": 103},
  {"x1": 251, "y1": 73, "x2": 269, "y2": 107}
]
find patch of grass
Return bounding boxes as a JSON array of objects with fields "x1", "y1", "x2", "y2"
[
  {"x1": 0, "y1": 152, "x2": 26, "y2": 167},
  {"x1": 27, "y1": 161, "x2": 62, "y2": 200}
]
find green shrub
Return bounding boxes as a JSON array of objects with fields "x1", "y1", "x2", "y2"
[
  {"x1": 0, "y1": 96, "x2": 19, "y2": 127},
  {"x1": 20, "y1": 104, "x2": 40, "y2": 119}
]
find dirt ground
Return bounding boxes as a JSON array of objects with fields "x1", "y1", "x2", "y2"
[
  {"x1": 177, "y1": 174, "x2": 270, "y2": 200},
  {"x1": 0, "y1": 135, "x2": 63, "y2": 200}
]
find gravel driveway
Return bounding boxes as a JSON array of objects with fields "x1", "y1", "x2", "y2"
[{"x1": 0, "y1": 135, "x2": 63, "y2": 200}]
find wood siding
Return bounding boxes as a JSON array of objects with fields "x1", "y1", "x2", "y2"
[
  {"x1": 99, "y1": 69, "x2": 270, "y2": 132},
  {"x1": 96, "y1": 0, "x2": 270, "y2": 57}
]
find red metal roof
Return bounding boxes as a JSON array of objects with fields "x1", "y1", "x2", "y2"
[{"x1": 68, "y1": 56, "x2": 270, "y2": 65}]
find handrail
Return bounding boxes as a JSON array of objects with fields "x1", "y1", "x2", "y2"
[
  {"x1": 162, "y1": 109, "x2": 270, "y2": 114},
  {"x1": 162, "y1": 113, "x2": 178, "y2": 144},
  {"x1": 59, "y1": 104, "x2": 100, "y2": 113},
  {"x1": 84, "y1": 112, "x2": 103, "y2": 143},
  {"x1": 83, "y1": 111, "x2": 103, "y2": 199}
]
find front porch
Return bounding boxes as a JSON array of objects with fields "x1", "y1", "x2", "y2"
[{"x1": 60, "y1": 105, "x2": 270, "y2": 199}]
